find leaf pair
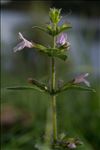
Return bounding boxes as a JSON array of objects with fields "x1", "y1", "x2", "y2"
[
  {"x1": 7, "y1": 80, "x2": 95, "y2": 95},
  {"x1": 33, "y1": 23, "x2": 71, "y2": 37}
]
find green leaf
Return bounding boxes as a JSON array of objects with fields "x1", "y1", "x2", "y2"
[
  {"x1": 7, "y1": 85, "x2": 49, "y2": 93},
  {"x1": 34, "y1": 44, "x2": 48, "y2": 52},
  {"x1": 33, "y1": 23, "x2": 72, "y2": 37},
  {"x1": 46, "y1": 24, "x2": 54, "y2": 36},
  {"x1": 34, "y1": 44, "x2": 68, "y2": 61},
  {"x1": 48, "y1": 50, "x2": 67, "y2": 61},
  {"x1": 32, "y1": 26, "x2": 47, "y2": 33},
  {"x1": 55, "y1": 53, "x2": 67, "y2": 61},
  {"x1": 7, "y1": 86, "x2": 40, "y2": 90},
  {"x1": 46, "y1": 24, "x2": 72, "y2": 36},
  {"x1": 55, "y1": 84, "x2": 96, "y2": 94},
  {"x1": 66, "y1": 85, "x2": 95, "y2": 92},
  {"x1": 33, "y1": 25, "x2": 56, "y2": 36},
  {"x1": 58, "y1": 23, "x2": 72, "y2": 33}
]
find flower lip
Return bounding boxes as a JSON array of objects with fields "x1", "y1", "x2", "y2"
[
  {"x1": 13, "y1": 32, "x2": 33, "y2": 52},
  {"x1": 73, "y1": 73, "x2": 90, "y2": 87}
]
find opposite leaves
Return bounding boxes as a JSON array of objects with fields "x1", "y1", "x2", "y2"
[{"x1": 33, "y1": 23, "x2": 72, "y2": 37}]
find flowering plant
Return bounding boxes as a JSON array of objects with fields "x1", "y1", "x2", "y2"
[{"x1": 8, "y1": 8, "x2": 95, "y2": 149}]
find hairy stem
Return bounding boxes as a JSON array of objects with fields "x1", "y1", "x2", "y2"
[{"x1": 51, "y1": 36, "x2": 57, "y2": 142}]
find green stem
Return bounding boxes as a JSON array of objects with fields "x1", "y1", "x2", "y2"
[{"x1": 51, "y1": 36, "x2": 57, "y2": 142}]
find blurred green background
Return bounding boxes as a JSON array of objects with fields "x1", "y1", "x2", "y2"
[{"x1": 1, "y1": 1, "x2": 100, "y2": 150}]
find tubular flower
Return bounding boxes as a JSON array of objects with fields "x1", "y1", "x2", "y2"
[
  {"x1": 56, "y1": 33, "x2": 70, "y2": 49},
  {"x1": 13, "y1": 32, "x2": 33, "y2": 52},
  {"x1": 73, "y1": 73, "x2": 90, "y2": 87}
]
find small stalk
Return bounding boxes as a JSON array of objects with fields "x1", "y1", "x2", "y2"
[{"x1": 51, "y1": 35, "x2": 57, "y2": 143}]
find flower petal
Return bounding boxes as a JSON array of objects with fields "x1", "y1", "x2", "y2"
[
  {"x1": 13, "y1": 32, "x2": 33, "y2": 52},
  {"x1": 56, "y1": 33, "x2": 67, "y2": 45},
  {"x1": 18, "y1": 32, "x2": 25, "y2": 40},
  {"x1": 24, "y1": 39, "x2": 33, "y2": 48},
  {"x1": 82, "y1": 79, "x2": 90, "y2": 87},
  {"x1": 60, "y1": 34, "x2": 66, "y2": 45},
  {"x1": 13, "y1": 41, "x2": 26, "y2": 52},
  {"x1": 73, "y1": 73, "x2": 90, "y2": 87},
  {"x1": 84, "y1": 73, "x2": 89, "y2": 77}
]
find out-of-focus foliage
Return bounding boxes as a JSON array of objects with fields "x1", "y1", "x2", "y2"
[{"x1": 1, "y1": 1, "x2": 100, "y2": 150}]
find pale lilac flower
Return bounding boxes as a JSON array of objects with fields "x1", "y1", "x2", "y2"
[
  {"x1": 13, "y1": 32, "x2": 33, "y2": 52},
  {"x1": 67, "y1": 143, "x2": 76, "y2": 149},
  {"x1": 57, "y1": 33, "x2": 67, "y2": 45},
  {"x1": 73, "y1": 73, "x2": 90, "y2": 87},
  {"x1": 56, "y1": 33, "x2": 70, "y2": 49}
]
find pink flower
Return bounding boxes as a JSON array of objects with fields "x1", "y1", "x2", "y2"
[
  {"x1": 73, "y1": 73, "x2": 90, "y2": 87},
  {"x1": 13, "y1": 32, "x2": 33, "y2": 52},
  {"x1": 56, "y1": 33, "x2": 70, "y2": 49},
  {"x1": 67, "y1": 143, "x2": 76, "y2": 149},
  {"x1": 57, "y1": 33, "x2": 67, "y2": 45}
]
